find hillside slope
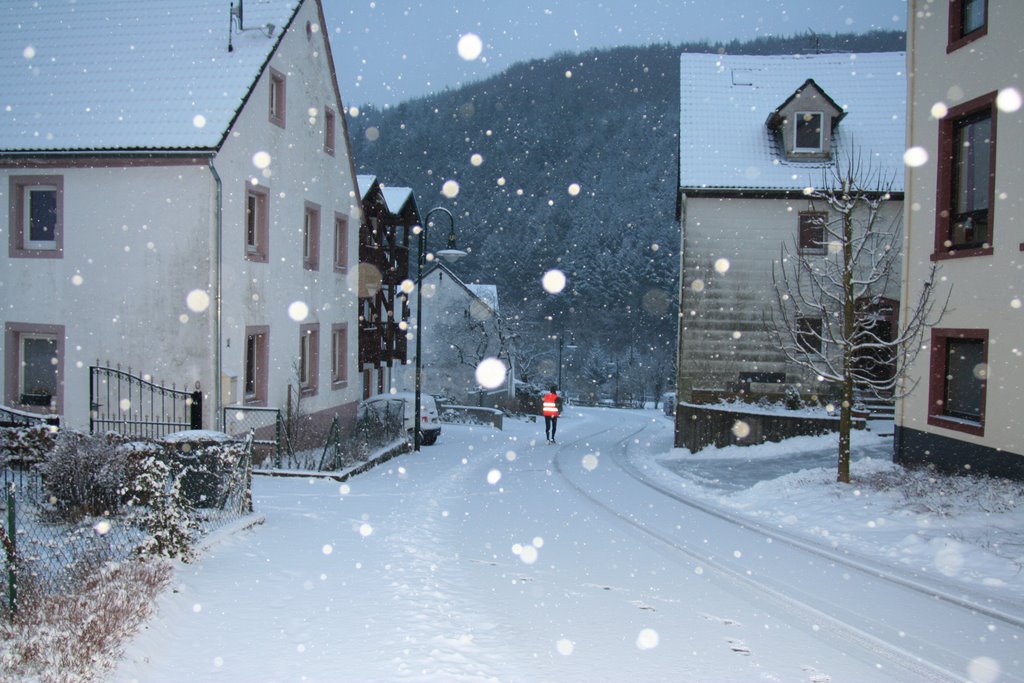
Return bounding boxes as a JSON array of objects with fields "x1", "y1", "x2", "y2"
[{"x1": 345, "y1": 30, "x2": 905, "y2": 394}]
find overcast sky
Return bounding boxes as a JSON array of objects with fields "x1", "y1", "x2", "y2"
[{"x1": 321, "y1": 0, "x2": 908, "y2": 109}]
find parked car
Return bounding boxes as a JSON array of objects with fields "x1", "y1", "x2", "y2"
[{"x1": 358, "y1": 392, "x2": 442, "y2": 445}]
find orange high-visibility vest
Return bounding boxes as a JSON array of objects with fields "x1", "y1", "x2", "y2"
[{"x1": 542, "y1": 393, "x2": 560, "y2": 417}]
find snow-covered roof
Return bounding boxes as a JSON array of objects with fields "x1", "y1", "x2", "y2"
[
  {"x1": 466, "y1": 284, "x2": 499, "y2": 314},
  {"x1": 381, "y1": 186, "x2": 414, "y2": 214},
  {"x1": 679, "y1": 52, "x2": 906, "y2": 193},
  {"x1": 356, "y1": 175, "x2": 378, "y2": 200},
  {"x1": 0, "y1": 0, "x2": 302, "y2": 153},
  {"x1": 424, "y1": 262, "x2": 499, "y2": 316}
]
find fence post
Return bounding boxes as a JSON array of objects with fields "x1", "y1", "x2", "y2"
[
  {"x1": 4, "y1": 483, "x2": 16, "y2": 616},
  {"x1": 190, "y1": 388, "x2": 203, "y2": 430}
]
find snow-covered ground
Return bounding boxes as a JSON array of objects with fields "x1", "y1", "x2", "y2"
[{"x1": 113, "y1": 407, "x2": 1024, "y2": 683}]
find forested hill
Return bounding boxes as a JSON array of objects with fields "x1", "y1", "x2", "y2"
[{"x1": 344, "y1": 30, "x2": 905, "y2": 383}]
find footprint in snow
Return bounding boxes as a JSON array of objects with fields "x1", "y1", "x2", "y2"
[
  {"x1": 630, "y1": 600, "x2": 656, "y2": 612},
  {"x1": 727, "y1": 638, "x2": 751, "y2": 655},
  {"x1": 700, "y1": 613, "x2": 741, "y2": 626}
]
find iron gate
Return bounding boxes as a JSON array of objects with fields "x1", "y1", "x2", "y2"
[{"x1": 89, "y1": 365, "x2": 201, "y2": 438}]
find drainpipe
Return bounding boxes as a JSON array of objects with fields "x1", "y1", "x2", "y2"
[
  {"x1": 208, "y1": 159, "x2": 224, "y2": 430},
  {"x1": 896, "y1": 4, "x2": 917, "y2": 451}
]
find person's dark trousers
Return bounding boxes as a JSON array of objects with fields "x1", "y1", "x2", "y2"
[{"x1": 545, "y1": 416, "x2": 558, "y2": 441}]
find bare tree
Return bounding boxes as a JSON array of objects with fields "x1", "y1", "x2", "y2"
[{"x1": 767, "y1": 155, "x2": 947, "y2": 483}]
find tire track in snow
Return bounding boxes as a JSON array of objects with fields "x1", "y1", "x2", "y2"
[{"x1": 551, "y1": 416, "x2": 962, "y2": 683}]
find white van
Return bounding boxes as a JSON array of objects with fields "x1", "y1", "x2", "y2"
[{"x1": 358, "y1": 392, "x2": 442, "y2": 445}]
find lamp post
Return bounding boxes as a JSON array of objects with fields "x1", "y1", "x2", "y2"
[
  {"x1": 413, "y1": 207, "x2": 466, "y2": 451},
  {"x1": 557, "y1": 333, "x2": 577, "y2": 396}
]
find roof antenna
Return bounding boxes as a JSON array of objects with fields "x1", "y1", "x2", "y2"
[
  {"x1": 228, "y1": 0, "x2": 241, "y2": 52},
  {"x1": 229, "y1": 0, "x2": 275, "y2": 52}
]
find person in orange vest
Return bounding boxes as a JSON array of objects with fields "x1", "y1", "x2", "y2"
[{"x1": 541, "y1": 385, "x2": 563, "y2": 444}]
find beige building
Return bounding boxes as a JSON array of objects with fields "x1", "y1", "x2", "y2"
[
  {"x1": 896, "y1": 0, "x2": 1024, "y2": 477},
  {"x1": 674, "y1": 52, "x2": 906, "y2": 423}
]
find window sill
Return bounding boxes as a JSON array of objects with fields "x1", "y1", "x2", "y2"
[
  {"x1": 243, "y1": 397, "x2": 267, "y2": 407},
  {"x1": 331, "y1": 380, "x2": 348, "y2": 391},
  {"x1": 244, "y1": 251, "x2": 269, "y2": 263},
  {"x1": 928, "y1": 414, "x2": 984, "y2": 437},
  {"x1": 947, "y1": 28, "x2": 987, "y2": 54},
  {"x1": 930, "y1": 246, "x2": 993, "y2": 261},
  {"x1": 10, "y1": 248, "x2": 62, "y2": 259}
]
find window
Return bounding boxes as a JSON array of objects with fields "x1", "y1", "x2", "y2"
[
  {"x1": 324, "y1": 107, "x2": 336, "y2": 156},
  {"x1": 334, "y1": 213, "x2": 349, "y2": 273},
  {"x1": 331, "y1": 323, "x2": 348, "y2": 388},
  {"x1": 948, "y1": 0, "x2": 987, "y2": 52},
  {"x1": 4, "y1": 322, "x2": 64, "y2": 412},
  {"x1": 303, "y1": 202, "x2": 320, "y2": 271},
  {"x1": 299, "y1": 323, "x2": 320, "y2": 396},
  {"x1": 794, "y1": 112, "x2": 823, "y2": 151},
  {"x1": 928, "y1": 328, "x2": 987, "y2": 436},
  {"x1": 796, "y1": 317, "x2": 823, "y2": 354},
  {"x1": 245, "y1": 184, "x2": 269, "y2": 262},
  {"x1": 9, "y1": 176, "x2": 63, "y2": 258},
  {"x1": 799, "y1": 211, "x2": 826, "y2": 253},
  {"x1": 269, "y1": 68, "x2": 286, "y2": 128},
  {"x1": 243, "y1": 326, "x2": 269, "y2": 405},
  {"x1": 935, "y1": 92, "x2": 996, "y2": 258}
]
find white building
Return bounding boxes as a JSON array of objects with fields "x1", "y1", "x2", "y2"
[
  {"x1": 394, "y1": 261, "x2": 508, "y2": 405},
  {"x1": 674, "y1": 52, "x2": 906, "y2": 421},
  {"x1": 897, "y1": 0, "x2": 1024, "y2": 478},
  {"x1": 1, "y1": 0, "x2": 362, "y2": 443}
]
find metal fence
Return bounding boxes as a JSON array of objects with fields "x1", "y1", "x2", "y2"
[
  {"x1": 0, "y1": 405, "x2": 59, "y2": 429},
  {"x1": 90, "y1": 364, "x2": 202, "y2": 438},
  {"x1": 222, "y1": 406, "x2": 290, "y2": 466},
  {"x1": 1, "y1": 429, "x2": 254, "y2": 618}
]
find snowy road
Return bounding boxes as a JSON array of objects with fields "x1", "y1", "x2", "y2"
[{"x1": 115, "y1": 408, "x2": 1020, "y2": 682}]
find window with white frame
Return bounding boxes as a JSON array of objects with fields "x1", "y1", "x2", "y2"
[
  {"x1": 4, "y1": 322, "x2": 64, "y2": 412},
  {"x1": 269, "y1": 68, "x2": 286, "y2": 128},
  {"x1": 794, "y1": 112, "x2": 824, "y2": 151},
  {"x1": 299, "y1": 323, "x2": 319, "y2": 395},
  {"x1": 244, "y1": 326, "x2": 269, "y2": 405},
  {"x1": 9, "y1": 175, "x2": 63, "y2": 258},
  {"x1": 245, "y1": 185, "x2": 269, "y2": 262},
  {"x1": 334, "y1": 213, "x2": 349, "y2": 273},
  {"x1": 304, "y1": 202, "x2": 320, "y2": 271},
  {"x1": 331, "y1": 323, "x2": 348, "y2": 388},
  {"x1": 324, "y1": 107, "x2": 336, "y2": 156}
]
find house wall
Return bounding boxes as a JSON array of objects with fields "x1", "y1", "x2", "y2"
[
  {"x1": 897, "y1": 0, "x2": 1024, "y2": 475},
  {"x1": 216, "y1": 0, "x2": 361, "y2": 431},
  {"x1": 2, "y1": 162, "x2": 214, "y2": 429},
  {"x1": 678, "y1": 194, "x2": 903, "y2": 403},
  {"x1": 1, "y1": 0, "x2": 363, "y2": 435},
  {"x1": 394, "y1": 267, "x2": 504, "y2": 403}
]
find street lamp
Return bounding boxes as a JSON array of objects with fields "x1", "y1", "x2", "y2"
[{"x1": 413, "y1": 207, "x2": 466, "y2": 451}]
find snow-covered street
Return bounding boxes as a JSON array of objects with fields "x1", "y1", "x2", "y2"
[{"x1": 114, "y1": 408, "x2": 1023, "y2": 683}]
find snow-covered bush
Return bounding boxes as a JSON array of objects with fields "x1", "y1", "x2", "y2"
[
  {"x1": 784, "y1": 386, "x2": 803, "y2": 410},
  {"x1": 0, "y1": 424, "x2": 56, "y2": 466},
  {"x1": 865, "y1": 466, "x2": 1024, "y2": 516},
  {"x1": 37, "y1": 431, "x2": 133, "y2": 520},
  {"x1": 125, "y1": 454, "x2": 197, "y2": 562}
]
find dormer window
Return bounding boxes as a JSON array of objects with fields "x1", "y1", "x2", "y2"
[
  {"x1": 765, "y1": 79, "x2": 844, "y2": 162},
  {"x1": 794, "y1": 112, "x2": 824, "y2": 152}
]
